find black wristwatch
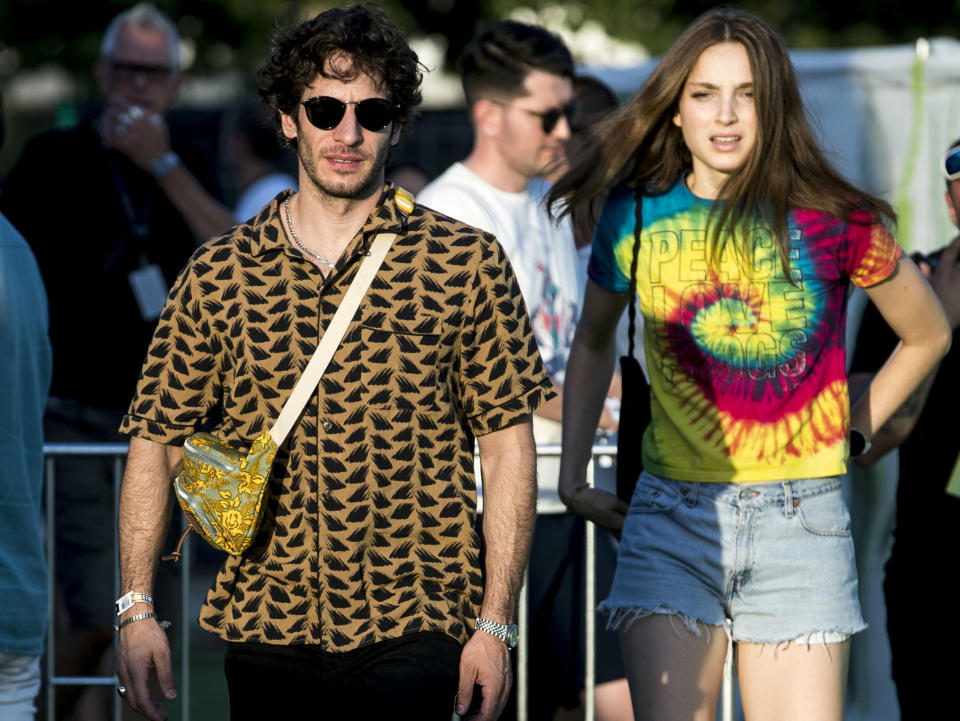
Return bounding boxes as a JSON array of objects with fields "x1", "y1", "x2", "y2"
[
  {"x1": 849, "y1": 427, "x2": 872, "y2": 457},
  {"x1": 474, "y1": 617, "x2": 519, "y2": 649}
]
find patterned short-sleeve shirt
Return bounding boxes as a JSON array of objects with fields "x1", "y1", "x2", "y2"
[{"x1": 121, "y1": 186, "x2": 554, "y2": 650}]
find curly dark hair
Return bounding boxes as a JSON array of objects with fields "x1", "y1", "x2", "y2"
[{"x1": 258, "y1": 4, "x2": 423, "y2": 147}]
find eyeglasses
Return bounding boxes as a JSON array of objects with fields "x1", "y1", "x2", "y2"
[
  {"x1": 943, "y1": 145, "x2": 960, "y2": 181},
  {"x1": 494, "y1": 100, "x2": 581, "y2": 134},
  {"x1": 300, "y1": 96, "x2": 398, "y2": 132},
  {"x1": 109, "y1": 60, "x2": 175, "y2": 82}
]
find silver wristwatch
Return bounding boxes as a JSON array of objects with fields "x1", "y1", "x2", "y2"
[
  {"x1": 149, "y1": 151, "x2": 180, "y2": 178},
  {"x1": 849, "y1": 427, "x2": 872, "y2": 457},
  {"x1": 474, "y1": 617, "x2": 519, "y2": 649}
]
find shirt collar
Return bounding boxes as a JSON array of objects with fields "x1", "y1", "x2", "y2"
[{"x1": 246, "y1": 184, "x2": 407, "y2": 259}]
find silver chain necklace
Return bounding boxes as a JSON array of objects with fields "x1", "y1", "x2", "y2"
[{"x1": 284, "y1": 196, "x2": 335, "y2": 268}]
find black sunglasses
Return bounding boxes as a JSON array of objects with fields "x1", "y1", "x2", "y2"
[
  {"x1": 495, "y1": 100, "x2": 581, "y2": 134},
  {"x1": 300, "y1": 96, "x2": 399, "y2": 132},
  {"x1": 109, "y1": 60, "x2": 175, "y2": 80}
]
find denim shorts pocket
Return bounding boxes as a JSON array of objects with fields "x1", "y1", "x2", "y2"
[
  {"x1": 628, "y1": 475, "x2": 683, "y2": 514},
  {"x1": 796, "y1": 486, "x2": 852, "y2": 537}
]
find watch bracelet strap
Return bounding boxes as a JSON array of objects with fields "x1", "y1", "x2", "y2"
[
  {"x1": 114, "y1": 611, "x2": 171, "y2": 632},
  {"x1": 474, "y1": 616, "x2": 515, "y2": 643}
]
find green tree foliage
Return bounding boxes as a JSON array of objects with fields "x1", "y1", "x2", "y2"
[
  {"x1": 493, "y1": 0, "x2": 960, "y2": 55},
  {"x1": 1, "y1": 0, "x2": 957, "y2": 86}
]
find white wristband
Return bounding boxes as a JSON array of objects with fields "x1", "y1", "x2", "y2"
[{"x1": 115, "y1": 591, "x2": 154, "y2": 616}]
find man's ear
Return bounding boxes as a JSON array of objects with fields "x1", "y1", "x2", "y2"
[
  {"x1": 280, "y1": 109, "x2": 299, "y2": 143},
  {"x1": 390, "y1": 123, "x2": 402, "y2": 147},
  {"x1": 472, "y1": 99, "x2": 504, "y2": 139}
]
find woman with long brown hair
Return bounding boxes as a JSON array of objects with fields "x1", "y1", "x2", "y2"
[{"x1": 550, "y1": 8, "x2": 949, "y2": 720}]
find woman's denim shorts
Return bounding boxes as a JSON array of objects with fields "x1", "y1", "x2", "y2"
[{"x1": 599, "y1": 471, "x2": 866, "y2": 644}]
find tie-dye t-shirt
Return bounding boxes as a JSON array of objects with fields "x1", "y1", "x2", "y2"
[{"x1": 591, "y1": 178, "x2": 901, "y2": 482}]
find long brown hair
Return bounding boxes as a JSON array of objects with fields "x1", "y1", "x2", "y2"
[{"x1": 548, "y1": 8, "x2": 895, "y2": 275}]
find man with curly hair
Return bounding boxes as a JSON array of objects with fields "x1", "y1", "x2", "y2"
[{"x1": 114, "y1": 6, "x2": 552, "y2": 720}]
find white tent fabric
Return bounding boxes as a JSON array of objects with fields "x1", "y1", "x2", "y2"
[{"x1": 587, "y1": 39, "x2": 960, "y2": 721}]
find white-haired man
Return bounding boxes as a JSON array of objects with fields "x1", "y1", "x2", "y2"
[{"x1": 0, "y1": 4, "x2": 234, "y2": 718}]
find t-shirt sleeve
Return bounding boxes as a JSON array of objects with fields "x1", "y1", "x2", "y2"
[
  {"x1": 453, "y1": 236, "x2": 555, "y2": 436},
  {"x1": 418, "y1": 183, "x2": 499, "y2": 238},
  {"x1": 844, "y1": 215, "x2": 903, "y2": 288},
  {"x1": 119, "y1": 256, "x2": 224, "y2": 444},
  {"x1": 587, "y1": 191, "x2": 633, "y2": 294}
]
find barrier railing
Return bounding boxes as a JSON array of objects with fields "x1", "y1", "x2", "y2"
[
  {"x1": 42, "y1": 443, "x2": 194, "y2": 721},
  {"x1": 41, "y1": 441, "x2": 734, "y2": 721}
]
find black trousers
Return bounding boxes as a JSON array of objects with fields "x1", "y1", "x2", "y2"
[
  {"x1": 885, "y1": 544, "x2": 954, "y2": 720},
  {"x1": 225, "y1": 632, "x2": 461, "y2": 720}
]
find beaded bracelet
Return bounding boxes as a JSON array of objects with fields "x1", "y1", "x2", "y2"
[{"x1": 114, "y1": 612, "x2": 172, "y2": 633}]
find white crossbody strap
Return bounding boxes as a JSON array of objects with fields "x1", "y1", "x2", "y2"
[{"x1": 269, "y1": 231, "x2": 396, "y2": 445}]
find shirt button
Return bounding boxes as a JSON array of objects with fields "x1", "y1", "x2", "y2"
[
  {"x1": 322, "y1": 420, "x2": 333, "y2": 431},
  {"x1": 323, "y1": 489, "x2": 332, "y2": 498}
]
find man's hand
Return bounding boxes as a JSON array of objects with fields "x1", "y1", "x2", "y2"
[
  {"x1": 925, "y1": 236, "x2": 960, "y2": 330},
  {"x1": 559, "y1": 483, "x2": 628, "y2": 537},
  {"x1": 99, "y1": 101, "x2": 171, "y2": 170},
  {"x1": 116, "y1": 617, "x2": 177, "y2": 720},
  {"x1": 455, "y1": 631, "x2": 512, "y2": 720}
]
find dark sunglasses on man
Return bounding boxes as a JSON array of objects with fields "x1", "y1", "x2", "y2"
[
  {"x1": 300, "y1": 96, "x2": 399, "y2": 132},
  {"x1": 493, "y1": 99, "x2": 581, "y2": 134},
  {"x1": 942, "y1": 145, "x2": 960, "y2": 181},
  {"x1": 109, "y1": 60, "x2": 175, "y2": 82}
]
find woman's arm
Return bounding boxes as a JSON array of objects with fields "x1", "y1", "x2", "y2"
[
  {"x1": 558, "y1": 280, "x2": 630, "y2": 534},
  {"x1": 850, "y1": 254, "x2": 951, "y2": 444}
]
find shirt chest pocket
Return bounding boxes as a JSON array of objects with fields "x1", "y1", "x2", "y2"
[{"x1": 359, "y1": 312, "x2": 442, "y2": 411}]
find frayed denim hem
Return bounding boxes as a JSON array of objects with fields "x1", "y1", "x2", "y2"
[
  {"x1": 601, "y1": 603, "x2": 722, "y2": 642},
  {"x1": 742, "y1": 628, "x2": 864, "y2": 661}
]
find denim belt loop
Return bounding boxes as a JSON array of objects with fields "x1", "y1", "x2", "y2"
[
  {"x1": 782, "y1": 480, "x2": 795, "y2": 518},
  {"x1": 679, "y1": 480, "x2": 700, "y2": 507}
]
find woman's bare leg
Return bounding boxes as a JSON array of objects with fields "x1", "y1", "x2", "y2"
[
  {"x1": 619, "y1": 615, "x2": 727, "y2": 721},
  {"x1": 737, "y1": 639, "x2": 850, "y2": 721}
]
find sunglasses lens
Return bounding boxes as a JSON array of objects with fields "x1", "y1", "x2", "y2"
[
  {"x1": 304, "y1": 97, "x2": 346, "y2": 130},
  {"x1": 945, "y1": 148, "x2": 960, "y2": 179},
  {"x1": 539, "y1": 103, "x2": 580, "y2": 134},
  {"x1": 542, "y1": 111, "x2": 561, "y2": 134},
  {"x1": 302, "y1": 97, "x2": 395, "y2": 132},
  {"x1": 355, "y1": 99, "x2": 395, "y2": 132}
]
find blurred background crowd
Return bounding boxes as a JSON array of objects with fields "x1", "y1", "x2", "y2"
[{"x1": 2, "y1": 3, "x2": 960, "y2": 721}]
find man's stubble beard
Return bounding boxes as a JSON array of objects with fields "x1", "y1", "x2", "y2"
[
  {"x1": 504, "y1": 139, "x2": 560, "y2": 184},
  {"x1": 297, "y1": 133, "x2": 392, "y2": 201}
]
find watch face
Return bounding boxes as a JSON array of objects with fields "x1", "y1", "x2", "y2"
[
  {"x1": 506, "y1": 625, "x2": 519, "y2": 648},
  {"x1": 850, "y1": 428, "x2": 866, "y2": 456}
]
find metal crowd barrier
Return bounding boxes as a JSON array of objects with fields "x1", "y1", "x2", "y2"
[
  {"x1": 42, "y1": 443, "x2": 193, "y2": 721},
  {"x1": 41, "y1": 441, "x2": 735, "y2": 721}
]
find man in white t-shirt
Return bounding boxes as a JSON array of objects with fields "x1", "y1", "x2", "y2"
[
  {"x1": 419, "y1": 22, "x2": 606, "y2": 488},
  {"x1": 418, "y1": 20, "x2": 629, "y2": 721}
]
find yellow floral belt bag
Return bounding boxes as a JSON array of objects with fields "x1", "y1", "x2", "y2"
[{"x1": 165, "y1": 222, "x2": 403, "y2": 559}]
